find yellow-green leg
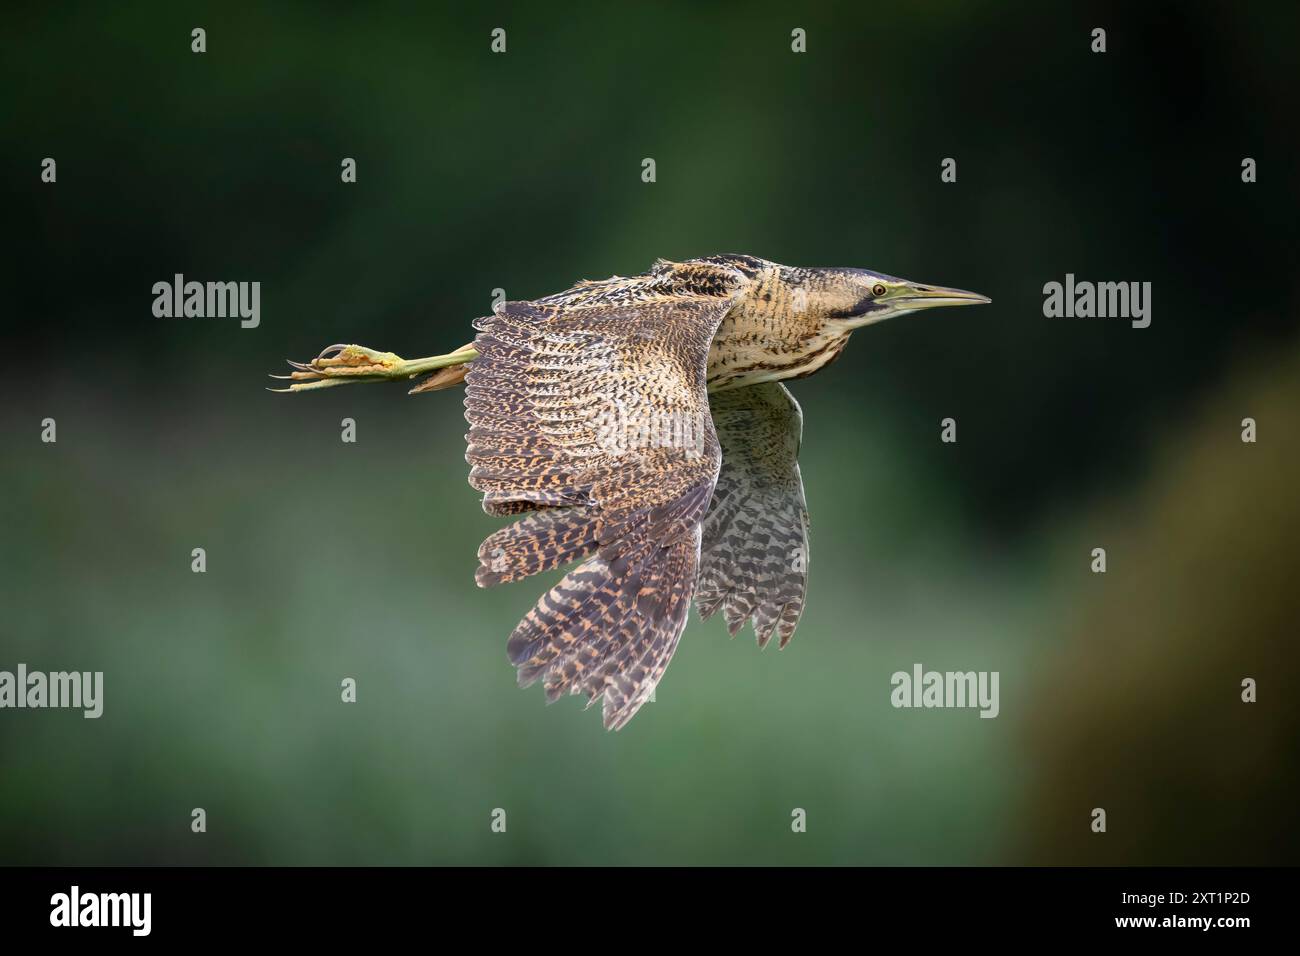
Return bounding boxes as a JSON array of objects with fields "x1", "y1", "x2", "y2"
[{"x1": 269, "y1": 343, "x2": 477, "y2": 394}]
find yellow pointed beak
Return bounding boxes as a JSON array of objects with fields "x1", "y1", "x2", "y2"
[{"x1": 895, "y1": 283, "x2": 991, "y2": 310}]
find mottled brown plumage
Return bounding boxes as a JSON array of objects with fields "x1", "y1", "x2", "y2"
[
  {"x1": 698, "y1": 381, "x2": 808, "y2": 649},
  {"x1": 277, "y1": 254, "x2": 989, "y2": 729}
]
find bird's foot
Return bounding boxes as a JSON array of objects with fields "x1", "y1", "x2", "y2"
[{"x1": 270, "y1": 343, "x2": 476, "y2": 393}]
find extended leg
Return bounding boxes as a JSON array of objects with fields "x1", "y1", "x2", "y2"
[{"x1": 270, "y1": 343, "x2": 477, "y2": 394}]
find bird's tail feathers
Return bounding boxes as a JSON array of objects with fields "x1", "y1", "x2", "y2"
[
  {"x1": 408, "y1": 341, "x2": 475, "y2": 393},
  {"x1": 504, "y1": 531, "x2": 698, "y2": 730},
  {"x1": 475, "y1": 507, "x2": 601, "y2": 587},
  {"x1": 409, "y1": 363, "x2": 469, "y2": 393}
]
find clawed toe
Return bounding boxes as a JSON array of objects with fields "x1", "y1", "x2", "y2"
[
  {"x1": 269, "y1": 344, "x2": 408, "y2": 392},
  {"x1": 269, "y1": 342, "x2": 476, "y2": 395}
]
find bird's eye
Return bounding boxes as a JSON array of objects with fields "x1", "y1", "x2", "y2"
[{"x1": 872, "y1": 284, "x2": 887, "y2": 297}]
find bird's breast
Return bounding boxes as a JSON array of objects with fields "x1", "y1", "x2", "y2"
[{"x1": 705, "y1": 302, "x2": 847, "y2": 391}]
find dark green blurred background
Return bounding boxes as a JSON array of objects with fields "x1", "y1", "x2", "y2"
[{"x1": 2, "y1": 2, "x2": 1297, "y2": 864}]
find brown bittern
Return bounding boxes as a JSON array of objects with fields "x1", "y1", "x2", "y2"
[{"x1": 274, "y1": 255, "x2": 989, "y2": 729}]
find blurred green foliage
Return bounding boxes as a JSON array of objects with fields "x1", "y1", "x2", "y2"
[{"x1": 1, "y1": 2, "x2": 1296, "y2": 864}]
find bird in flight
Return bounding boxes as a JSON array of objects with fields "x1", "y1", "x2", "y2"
[{"x1": 274, "y1": 255, "x2": 989, "y2": 729}]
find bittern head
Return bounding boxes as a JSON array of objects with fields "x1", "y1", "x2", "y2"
[{"x1": 815, "y1": 267, "x2": 991, "y2": 330}]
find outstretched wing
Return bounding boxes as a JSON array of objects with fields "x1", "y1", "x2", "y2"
[
  {"x1": 696, "y1": 382, "x2": 810, "y2": 648},
  {"x1": 464, "y1": 261, "x2": 748, "y2": 729}
]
